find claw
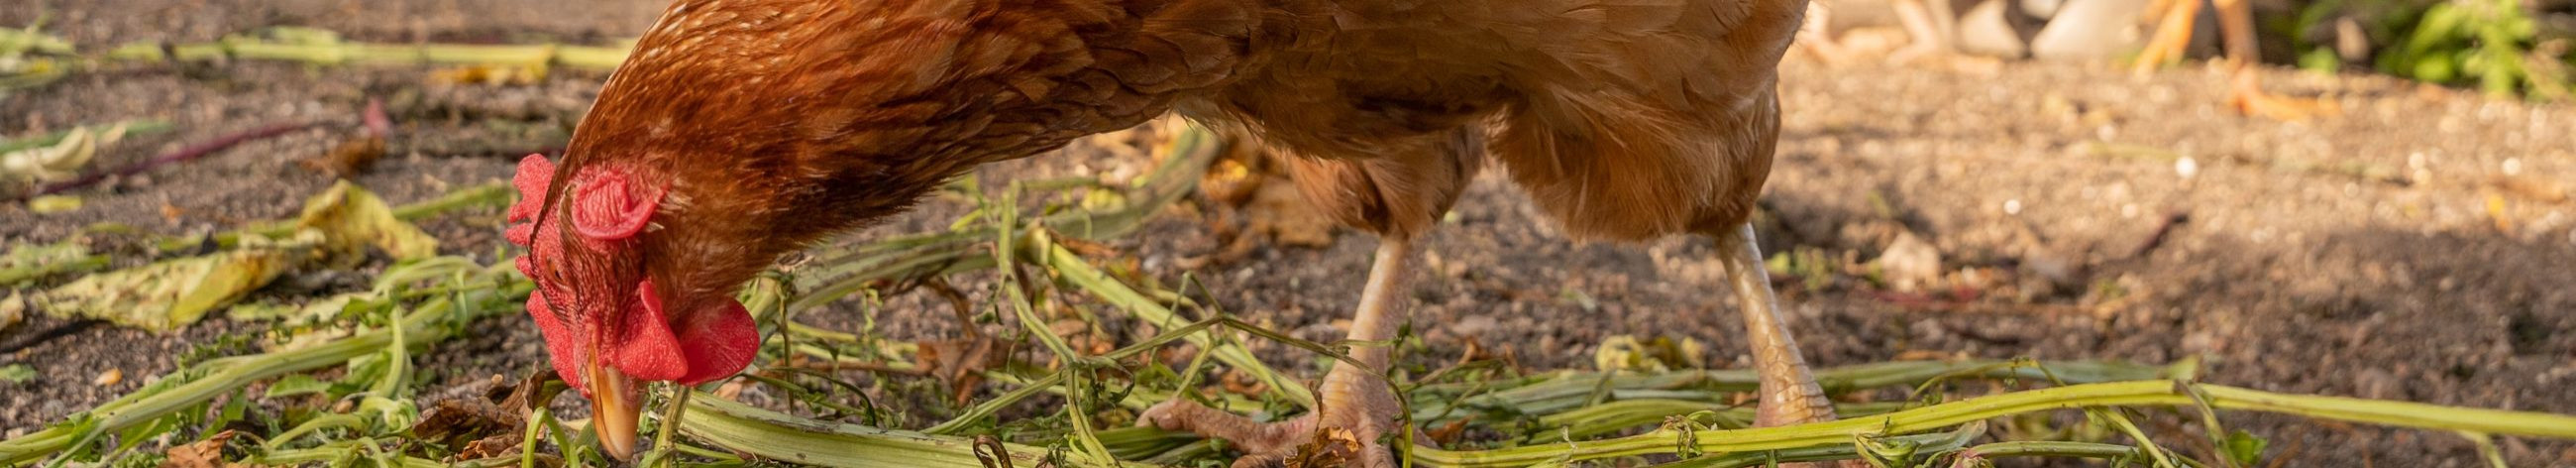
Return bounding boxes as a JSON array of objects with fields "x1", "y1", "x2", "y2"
[{"x1": 2228, "y1": 70, "x2": 2340, "y2": 122}]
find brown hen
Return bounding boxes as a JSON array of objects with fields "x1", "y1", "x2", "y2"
[{"x1": 514, "y1": 0, "x2": 1840, "y2": 465}]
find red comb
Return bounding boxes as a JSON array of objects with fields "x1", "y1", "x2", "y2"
[
  {"x1": 569, "y1": 166, "x2": 659, "y2": 243},
  {"x1": 508, "y1": 155, "x2": 585, "y2": 390},
  {"x1": 507, "y1": 155, "x2": 554, "y2": 226}
]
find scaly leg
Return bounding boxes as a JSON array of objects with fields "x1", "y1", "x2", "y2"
[
  {"x1": 1796, "y1": 1, "x2": 1858, "y2": 66},
  {"x1": 2131, "y1": 0, "x2": 2200, "y2": 75},
  {"x1": 1888, "y1": 0, "x2": 1958, "y2": 62},
  {"x1": 1142, "y1": 236, "x2": 1420, "y2": 468},
  {"x1": 1711, "y1": 224, "x2": 1839, "y2": 428},
  {"x1": 2211, "y1": 0, "x2": 2337, "y2": 121},
  {"x1": 1710, "y1": 224, "x2": 1864, "y2": 468}
]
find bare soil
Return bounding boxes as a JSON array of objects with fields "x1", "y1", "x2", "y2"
[{"x1": 4, "y1": 0, "x2": 2574, "y2": 466}]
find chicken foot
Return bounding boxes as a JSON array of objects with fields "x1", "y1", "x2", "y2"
[
  {"x1": 1793, "y1": 0, "x2": 1958, "y2": 65},
  {"x1": 1141, "y1": 235, "x2": 1422, "y2": 468},
  {"x1": 1887, "y1": 0, "x2": 1960, "y2": 63},
  {"x1": 2133, "y1": 0, "x2": 2338, "y2": 121}
]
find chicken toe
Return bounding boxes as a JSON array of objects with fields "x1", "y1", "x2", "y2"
[
  {"x1": 1142, "y1": 236, "x2": 1424, "y2": 468},
  {"x1": 2227, "y1": 68, "x2": 2339, "y2": 122},
  {"x1": 1140, "y1": 363, "x2": 1414, "y2": 468}
]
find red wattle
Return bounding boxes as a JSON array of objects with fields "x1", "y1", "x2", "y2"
[
  {"x1": 611, "y1": 280, "x2": 690, "y2": 382},
  {"x1": 675, "y1": 298, "x2": 759, "y2": 386}
]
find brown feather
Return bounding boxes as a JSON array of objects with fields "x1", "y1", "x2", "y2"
[{"x1": 533, "y1": 0, "x2": 1812, "y2": 332}]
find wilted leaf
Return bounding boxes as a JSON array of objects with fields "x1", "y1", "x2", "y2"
[
  {"x1": 1590, "y1": 335, "x2": 1705, "y2": 373},
  {"x1": 1285, "y1": 426, "x2": 1364, "y2": 468},
  {"x1": 0, "y1": 295, "x2": 18, "y2": 332},
  {"x1": 230, "y1": 292, "x2": 360, "y2": 324},
  {"x1": 409, "y1": 370, "x2": 565, "y2": 460},
  {"x1": 915, "y1": 336, "x2": 1003, "y2": 405},
  {"x1": 0, "y1": 233, "x2": 311, "y2": 332},
  {"x1": 161, "y1": 429, "x2": 242, "y2": 468},
  {"x1": 301, "y1": 134, "x2": 384, "y2": 178},
  {"x1": 0, "y1": 27, "x2": 75, "y2": 58},
  {"x1": 296, "y1": 180, "x2": 439, "y2": 261},
  {"x1": 0, "y1": 123, "x2": 128, "y2": 182}
]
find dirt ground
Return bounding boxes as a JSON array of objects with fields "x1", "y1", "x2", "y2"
[{"x1": 4, "y1": 0, "x2": 2575, "y2": 466}]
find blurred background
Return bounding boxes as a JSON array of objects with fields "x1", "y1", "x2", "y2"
[{"x1": 2, "y1": 0, "x2": 2573, "y2": 466}]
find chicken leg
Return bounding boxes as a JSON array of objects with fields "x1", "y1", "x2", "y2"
[
  {"x1": 2132, "y1": 0, "x2": 2337, "y2": 121},
  {"x1": 1140, "y1": 235, "x2": 1421, "y2": 468},
  {"x1": 1144, "y1": 224, "x2": 1853, "y2": 467},
  {"x1": 1712, "y1": 223, "x2": 1840, "y2": 428},
  {"x1": 1793, "y1": 0, "x2": 1959, "y2": 65},
  {"x1": 1888, "y1": 0, "x2": 1960, "y2": 62}
]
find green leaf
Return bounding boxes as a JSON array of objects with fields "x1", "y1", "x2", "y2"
[
  {"x1": 265, "y1": 374, "x2": 334, "y2": 399},
  {"x1": 2415, "y1": 58, "x2": 2458, "y2": 83},
  {"x1": 26, "y1": 194, "x2": 79, "y2": 213},
  {"x1": 2221, "y1": 429, "x2": 2270, "y2": 466},
  {"x1": 0, "y1": 364, "x2": 34, "y2": 384},
  {"x1": 2299, "y1": 49, "x2": 2342, "y2": 74},
  {"x1": 0, "y1": 238, "x2": 106, "y2": 288}
]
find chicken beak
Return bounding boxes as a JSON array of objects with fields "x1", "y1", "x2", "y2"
[{"x1": 586, "y1": 364, "x2": 644, "y2": 462}]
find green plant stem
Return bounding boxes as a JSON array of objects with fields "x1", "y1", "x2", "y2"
[
  {"x1": 1414, "y1": 360, "x2": 2165, "y2": 422},
  {"x1": 1648, "y1": 422, "x2": 1989, "y2": 468},
  {"x1": 0, "y1": 281, "x2": 527, "y2": 464},
  {"x1": 682, "y1": 396, "x2": 1156, "y2": 468},
  {"x1": 1035, "y1": 238, "x2": 1315, "y2": 408},
  {"x1": 0, "y1": 120, "x2": 172, "y2": 154},
  {"x1": 1408, "y1": 380, "x2": 2576, "y2": 467},
  {"x1": 644, "y1": 387, "x2": 694, "y2": 467},
  {"x1": 1956, "y1": 441, "x2": 2155, "y2": 460},
  {"x1": 0, "y1": 252, "x2": 106, "y2": 287},
  {"x1": 519, "y1": 408, "x2": 549, "y2": 468}
]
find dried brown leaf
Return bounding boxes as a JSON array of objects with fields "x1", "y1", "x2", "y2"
[
  {"x1": 1220, "y1": 368, "x2": 1270, "y2": 397},
  {"x1": 915, "y1": 336, "x2": 1004, "y2": 406},
  {"x1": 300, "y1": 134, "x2": 384, "y2": 178},
  {"x1": 1285, "y1": 426, "x2": 1364, "y2": 468},
  {"x1": 408, "y1": 369, "x2": 564, "y2": 459},
  {"x1": 159, "y1": 429, "x2": 240, "y2": 468}
]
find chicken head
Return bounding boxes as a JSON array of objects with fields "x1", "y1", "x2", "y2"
[{"x1": 506, "y1": 154, "x2": 761, "y2": 460}]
